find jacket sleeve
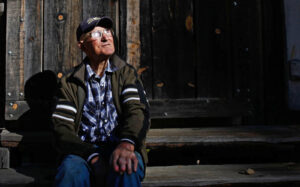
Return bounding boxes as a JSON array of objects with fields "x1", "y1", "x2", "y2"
[
  {"x1": 52, "y1": 77, "x2": 97, "y2": 160},
  {"x1": 118, "y1": 66, "x2": 150, "y2": 148}
]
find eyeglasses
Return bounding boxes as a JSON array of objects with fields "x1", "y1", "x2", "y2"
[{"x1": 83, "y1": 29, "x2": 113, "y2": 41}]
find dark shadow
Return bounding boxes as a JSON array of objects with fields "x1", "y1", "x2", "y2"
[
  {"x1": 18, "y1": 70, "x2": 58, "y2": 131},
  {"x1": 11, "y1": 70, "x2": 59, "y2": 183},
  {"x1": 11, "y1": 70, "x2": 58, "y2": 166}
]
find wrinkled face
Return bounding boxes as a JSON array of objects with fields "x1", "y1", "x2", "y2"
[{"x1": 79, "y1": 26, "x2": 115, "y2": 59}]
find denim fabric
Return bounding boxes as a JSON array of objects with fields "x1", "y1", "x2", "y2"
[
  {"x1": 55, "y1": 154, "x2": 91, "y2": 187},
  {"x1": 55, "y1": 151, "x2": 144, "y2": 187}
]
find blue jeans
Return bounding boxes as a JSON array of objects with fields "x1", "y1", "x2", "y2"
[{"x1": 54, "y1": 150, "x2": 144, "y2": 187}]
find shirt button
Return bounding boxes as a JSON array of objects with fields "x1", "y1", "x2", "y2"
[
  {"x1": 104, "y1": 119, "x2": 108, "y2": 123},
  {"x1": 101, "y1": 101, "x2": 105, "y2": 106}
]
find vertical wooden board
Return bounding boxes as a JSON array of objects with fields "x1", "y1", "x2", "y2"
[
  {"x1": 119, "y1": 0, "x2": 127, "y2": 60},
  {"x1": 229, "y1": 0, "x2": 264, "y2": 123},
  {"x1": 83, "y1": 0, "x2": 116, "y2": 29},
  {"x1": 6, "y1": 0, "x2": 23, "y2": 101},
  {"x1": 43, "y1": 0, "x2": 82, "y2": 75},
  {"x1": 261, "y1": 0, "x2": 285, "y2": 124},
  {"x1": 24, "y1": 0, "x2": 43, "y2": 96},
  {"x1": 152, "y1": 0, "x2": 195, "y2": 99},
  {"x1": 0, "y1": 1, "x2": 6, "y2": 122},
  {"x1": 140, "y1": 0, "x2": 153, "y2": 98},
  {"x1": 126, "y1": 0, "x2": 140, "y2": 69},
  {"x1": 194, "y1": 0, "x2": 231, "y2": 98}
]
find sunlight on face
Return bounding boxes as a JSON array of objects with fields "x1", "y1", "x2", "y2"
[{"x1": 80, "y1": 26, "x2": 115, "y2": 59}]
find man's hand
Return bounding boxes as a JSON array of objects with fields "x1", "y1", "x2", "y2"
[{"x1": 110, "y1": 142, "x2": 138, "y2": 174}]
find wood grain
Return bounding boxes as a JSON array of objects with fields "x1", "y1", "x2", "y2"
[
  {"x1": 143, "y1": 163, "x2": 300, "y2": 186},
  {"x1": 6, "y1": 0, "x2": 22, "y2": 101},
  {"x1": 151, "y1": 0, "x2": 195, "y2": 99},
  {"x1": 24, "y1": 0, "x2": 43, "y2": 98},
  {"x1": 43, "y1": 0, "x2": 82, "y2": 75}
]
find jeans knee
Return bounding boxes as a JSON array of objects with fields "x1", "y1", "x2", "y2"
[{"x1": 55, "y1": 155, "x2": 90, "y2": 186}]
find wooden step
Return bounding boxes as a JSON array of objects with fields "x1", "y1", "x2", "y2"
[
  {"x1": 146, "y1": 126, "x2": 300, "y2": 147},
  {"x1": 2, "y1": 126, "x2": 300, "y2": 166},
  {"x1": 3, "y1": 125, "x2": 299, "y2": 148},
  {"x1": 0, "y1": 168, "x2": 34, "y2": 187},
  {"x1": 146, "y1": 126, "x2": 300, "y2": 165},
  {"x1": 143, "y1": 163, "x2": 300, "y2": 187},
  {"x1": 2, "y1": 163, "x2": 300, "y2": 187}
]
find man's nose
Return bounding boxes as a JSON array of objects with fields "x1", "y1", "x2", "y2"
[{"x1": 101, "y1": 34, "x2": 108, "y2": 42}]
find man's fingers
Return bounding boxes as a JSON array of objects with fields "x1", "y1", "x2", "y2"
[
  {"x1": 118, "y1": 157, "x2": 127, "y2": 172},
  {"x1": 127, "y1": 158, "x2": 132, "y2": 174},
  {"x1": 133, "y1": 156, "x2": 138, "y2": 172},
  {"x1": 112, "y1": 154, "x2": 120, "y2": 172}
]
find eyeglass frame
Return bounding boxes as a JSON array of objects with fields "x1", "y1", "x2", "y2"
[{"x1": 81, "y1": 28, "x2": 114, "y2": 42}]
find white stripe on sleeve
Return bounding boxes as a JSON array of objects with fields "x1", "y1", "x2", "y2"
[
  {"x1": 122, "y1": 88, "x2": 138, "y2": 95},
  {"x1": 123, "y1": 97, "x2": 140, "y2": 103},
  {"x1": 52, "y1": 114, "x2": 74, "y2": 122},
  {"x1": 56, "y1": 104, "x2": 77, "y2": 113}
]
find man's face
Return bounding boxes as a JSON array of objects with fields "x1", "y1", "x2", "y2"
[{"x1": 79, "y1": 26, "x2": 115, "y2": 59}]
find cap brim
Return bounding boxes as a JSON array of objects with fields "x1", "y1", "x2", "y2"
[{"x1": 96, "y1": 16, "x2": 113, "y2": 29}]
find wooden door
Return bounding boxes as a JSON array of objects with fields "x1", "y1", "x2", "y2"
[{"x1": 140, "y1": 0, "x2": 264, "y2": 123}]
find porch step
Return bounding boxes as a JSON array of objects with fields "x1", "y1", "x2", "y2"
[
  {"x1": 2, "y1": 126, "x2": 300, "y2": 166},
  {"x1": 146, "y1": 126, "x2": 300, "y2": 165},
  {"x1": 0, "y1": 168, "x2": 34, "y2": 187},
  {"x1": 143, "y1": 163, "x2": 300, "y2": 187},
  {"x1": 146, "y1": 126, "x2": 300, "y2": 147},
  {"x1": 1, "y1": 163, "x2": 300, "y2": 187},
  {"x1": 4, "y1": 126, "x2": 300, "y2": 148}
]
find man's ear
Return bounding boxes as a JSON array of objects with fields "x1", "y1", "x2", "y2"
[{"x1": 78, "y1": 41, "x2": 84, "y2": 50}]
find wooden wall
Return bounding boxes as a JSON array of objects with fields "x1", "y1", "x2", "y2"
[
  {"x1": 1, "y1": 0, "x2": 288, "y2": 125},
  {"x1": 4, "y1": 0, "x2": 119, "y2": 120}
]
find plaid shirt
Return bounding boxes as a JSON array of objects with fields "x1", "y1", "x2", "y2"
[{"x1": 79, "y1": 60, "x2": 119, "y2": 143}]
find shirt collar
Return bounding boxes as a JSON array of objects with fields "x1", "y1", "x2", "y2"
[{"x1": 85, "y1": 59, "x2": 116, "y2": 81}]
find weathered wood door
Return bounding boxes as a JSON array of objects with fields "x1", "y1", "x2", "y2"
[{"x1": 140, "y1": 0, "x2": 266, "y2": 123}]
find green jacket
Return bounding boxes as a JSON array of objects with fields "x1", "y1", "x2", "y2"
[{"x1": 52, "y1": 54, "x2": 150, "y2": 165}]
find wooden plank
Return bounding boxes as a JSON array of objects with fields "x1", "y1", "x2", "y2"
[
  {"x1": 0, "y1": 2, "x2": 6, "y2": 121},
  {"x1": 5, "y1": 100, "x2": 29, "y2": 120},
  {"x1": 24, "y1": 0, "x2": 43, "y2": 97},
  {"x1": 83, "y1": 0, "x2": 116, "y2": 25},
  {"x1": 194, "y1": 0, "x2": 232, "y2": 98},
  {"x1": 119, "y1": 0, "x2": 127, "y2": 60},
  {"x1": 149, "y1": 98, "x2": 249, "y2": 119},
  {"x1": 229, "y1": 0, "x2": 264, "y2": 124},
  {"x1": 261, "y1": 0, "x2": 285, "y2": 124},
  {"x1": 6, "y1": 0, "x2": 23, "y2": 101},
  {"x1": 146, "y1": 126, "x2": 300, "y2": 147},
  {"x1": 140, "y1": 0, "x2": 153, "y2": 98},
  {"x1": 143, "y1": 163, "x2": 300, "y2": 186},
  {"x1": 151, "y1": 0, "x2": 195, "y2": 99},
  {"x1": 126, "y1": 0, "x2": 140, "y2": 68},
  {"x1": 0, "y1": 168, "x2": 34, "y2": 186},
  {"x1": 43, "y1": 0, "x2": 82, "y2": 75}
]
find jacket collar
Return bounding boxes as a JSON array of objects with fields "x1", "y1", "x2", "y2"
[{"x1": 72, "y1": 53, "x2": 126, "y2": 84}]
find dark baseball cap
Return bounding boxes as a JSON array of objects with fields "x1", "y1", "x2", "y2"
[{"x1": 76, "y1": 16, "x2": 113, "y2": 41}]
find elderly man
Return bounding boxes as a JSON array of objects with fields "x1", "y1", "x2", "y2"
[{"x1": 52, "y1": 16, "x2": 150, "y2": 187}]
